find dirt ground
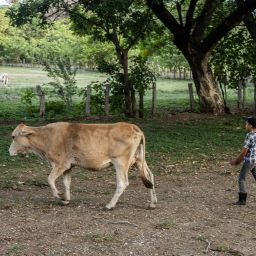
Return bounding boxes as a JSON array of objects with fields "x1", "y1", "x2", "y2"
[{"x1": 1, "y1": 160, "x2": 256, "y2": 256}]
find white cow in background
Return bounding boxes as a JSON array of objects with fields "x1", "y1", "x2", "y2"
[{"x1": 0, "y1": 73, "x2": 8, "y2": 85}]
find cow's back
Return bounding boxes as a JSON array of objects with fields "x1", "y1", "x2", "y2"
[
  {"x1": 42, "y1": 122, "x2": 143, "y2": 169},
  {"x1": 67, "y1": 122, "x2": 142, "y2": 156}
]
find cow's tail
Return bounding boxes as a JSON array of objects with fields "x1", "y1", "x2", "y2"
[{"x1": 139, "y1": 132, "x2": 153, "y2": 189}]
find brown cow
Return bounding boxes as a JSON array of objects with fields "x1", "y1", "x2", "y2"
[{"x1": 9, "y1": 122, "x2": 157, "y2": 209}]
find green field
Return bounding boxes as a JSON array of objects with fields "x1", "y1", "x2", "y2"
[
  {"x1": 0, "y1": 66, "x2": 254, "y2": 121},
  {"x1": 0, "y1": 66, "x2": 197, "y2": 119}
]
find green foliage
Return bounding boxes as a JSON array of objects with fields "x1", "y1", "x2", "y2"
[
  {"x1": 130, "y1": 56, "x2": 156, "y2": 94},
  {"x1": 137, "y1": 26, "x2": 190, "y2": 73},
  {"x1": 83, "y1": 81, "x2": 105, "y2": 115},
  {"x1": 87, "y1": 58, "x2": 124, "y2": 114},
  {"x1": 79, "y1": 78, "x2": 124, "y2": 115},
  {"x1": 20, "y1": 88, "x2": 37, "y2": 116},
  {"x1": 211, "y1": 27, "x2": 256, "y2": 88},
  {"x1": 46, "y1": 101, "x2": 66, "y2": 114},
  {"x1": 69, "y1": 0, "x2": 153, "y2": 48},
  {"x1": 0, "y1": 9, "x2": 37, "y2": 64},
  {"x1": 0, "y1": 9, "x2": 115, "y2": 68},
  {"x1": 43, "y1": 57, "x2": 78, "y2": 106},
  {"x1": 92, "y1": 55, "x2": 157, "y2": 115},
  {"x1": 20, "y1": 87, "x2": 36, "y2": 106}
]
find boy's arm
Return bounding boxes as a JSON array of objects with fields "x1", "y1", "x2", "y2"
[{"x1": 230, "y1": 148, "x2": 248, "y2": 165}]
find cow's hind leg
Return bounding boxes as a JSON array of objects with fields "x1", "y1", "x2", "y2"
[
  {"x1": 105, "y1": 158, "x2": 129, "y2": 210},
  {"x1": 145, "y1": 161, "x2": 157, "y2": 209},
  {"x1": 135, "y1": 155, "x2": 157, "y2": 209}
]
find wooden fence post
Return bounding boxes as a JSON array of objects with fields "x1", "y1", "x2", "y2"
[
  {"x1": 139, "y1": 89, "x2": 144, "y2": 119},
  {"x1": 254, "y1": 82, "x2": 256, "y2": 114},
  {"x1": 85, "y1": 85, "x2": 91, "y2": 116},
  {"x1": 36, "y1": 85, "x2": 45, "y2": 120},
  {"x1": 151, "y1": 82, "x2": 157, "y2": 116},
  {"x1": 104, "y1": 83, "x2": 110, "y2": 115},
  {"x1": 242, "y1": 80, "x2": 246, "y2": 110},
  {"x1": 237, "y1": 79, "x2": 243, "y2": 110},
  {"x1": 188, "y1": 83, "x2": 194, "y2": 111}
]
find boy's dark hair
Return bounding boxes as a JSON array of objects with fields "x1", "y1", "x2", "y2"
[{"x1": 244, "y1": 116, "x2": 256, "y2": 128}]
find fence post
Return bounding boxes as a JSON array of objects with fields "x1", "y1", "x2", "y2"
[
  {"x1": 85, "y1": 85, "x2": 91, "y2": 116},
  {"x1": 188, "y1": 83, "x2": 194, "y2": 111},
  {"x1": 151, "y1": 82, "x2": 157, "y2": 116},
  {"x1": 104, "y1": 83, "x2": 110, "y2": 115},
  {"x1": 237, "y1": 79, "x2": 243, "y2": 110},
  {"x1": 242, "y1": 80, "x2": 246, "y2": 110},
  {"x1": 254, "y1": 82, "x2": 256, "y2": 114},
  {"x1": 139, "y1": 89, "x2": 144, "y2": 119},
  {"x1": 36, "y1": 85, "x2": 45, "y2": 120}
]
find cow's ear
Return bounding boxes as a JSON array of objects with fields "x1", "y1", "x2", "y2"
[{"x1": 20, "y1": 127, "x2": 34, "y2": 136}]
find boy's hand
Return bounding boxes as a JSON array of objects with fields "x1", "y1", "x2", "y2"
[
  {"x1": 230, "y1": 159, "x2": 237, "y2": 165},
  {"x1": 230, "y1": 148, "x2": 248, "y2": 166}
]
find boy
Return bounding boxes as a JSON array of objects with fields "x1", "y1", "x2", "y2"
[{"x1": 230, "y1": 116, "x2": 256, "y2": 205}]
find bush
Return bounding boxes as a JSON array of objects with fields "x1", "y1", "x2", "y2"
[{"x1": 46, "y1": 101, "x2": 66, "y2": 114}]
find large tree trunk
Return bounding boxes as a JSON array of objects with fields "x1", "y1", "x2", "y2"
[
  {"x1": 119, "y1": 50, "x2": 136, "y2": 117},
  {"x1": 189, "y1": 56, "x2": 224, "y2": 114}
]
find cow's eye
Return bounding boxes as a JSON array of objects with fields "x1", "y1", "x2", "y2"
[{"x1": 12, "y1": 135, "x2": 15, "y2": 139}]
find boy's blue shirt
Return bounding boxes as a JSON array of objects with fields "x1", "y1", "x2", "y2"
[{"x1": 244, "y1": 131, "x2": 256, "y2": 163}]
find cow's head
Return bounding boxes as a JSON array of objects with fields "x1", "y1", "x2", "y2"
[{"x1": 9, "y1": 124, "x2": 34, "y2": 156}]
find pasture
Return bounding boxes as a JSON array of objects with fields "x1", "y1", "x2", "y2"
[
  {"x1": 0, "y1": 67, "x2": 255, "y2": 255},
  {"x1": 0, "y1": 66, "x2": 254, "y2": 121}
]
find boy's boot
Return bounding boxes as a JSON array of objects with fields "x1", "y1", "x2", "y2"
[{"x1": 233, "y1": 192, "x2": 247, "y2": 205}]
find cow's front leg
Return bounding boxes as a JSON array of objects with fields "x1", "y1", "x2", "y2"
[
  {"x1": 106, "y1": 160, "x2": 129, "y2": 210},
  {"x1": 61, "y1": 170, "x2": 72, "y2": 205},
  {"x1": 48, "y1": 165, "x2": 66, "y2": 201}
]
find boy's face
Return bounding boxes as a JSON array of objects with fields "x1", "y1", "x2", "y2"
[{"x1": 245, "y1": 121, "x2": 253, "y2": 131}]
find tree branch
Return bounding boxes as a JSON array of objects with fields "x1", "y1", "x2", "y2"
[
  {"x1": 191, "y1": 0, "x2": 218, "y2": 43},
  {"x1": 146, "y1": 0, "x2": 184, "y2": 37},
  {"x1": 200, "y1": 0, "x2": 256, "y2": 53},
  {"x1": 184, "y1": 0, "x2": 198, "y2": 33},
  {"x1": 176, "y1": 1, "x2": 183, "y2": 27},
  {"x1": 126, "y1": 11, "x2": 153, "y2": 51},
  {"x1": 236, "y1": 0, "x2": 256, "y2": 40}
]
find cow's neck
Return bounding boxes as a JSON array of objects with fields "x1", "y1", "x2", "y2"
[{"x1": 29, "y1": 127, "x2": 48, "y2": 156}]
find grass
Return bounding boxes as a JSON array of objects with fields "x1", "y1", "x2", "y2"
[
  {"x1": 155, "y1": 218, "x2": 177, "y2": 229},
  {"x1": 0, "y1": 66, "x2": 107, "y2": 88},
  {"x1": 139, "y1": 115, "x2": 244, "y2": 170},
  {"x1": 84, "y1": 233, "x2": 114, "y2": 243},
  {"x1": 6, "y1": 243, "x2": 24, "y2": 255},
  {"x1": 1, "y1": 66, "x2": 254, "y2": 121},
  {"x1": 196, "y1": 234, "x2": 210, "y2": 242},
  {"x1": 0, "y1": 114, "x2": 246, "y2": 191}
]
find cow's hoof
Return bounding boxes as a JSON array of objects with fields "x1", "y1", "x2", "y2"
[
  {"x1": 105, "y1": 204, "x2": 114, "y2": 210},
  {"x1": 59, "y1": 200, "x2": 70, "y2": 206},
  {"x1": 148, "y1": 203, "x2": 156, "y2": 209}
]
